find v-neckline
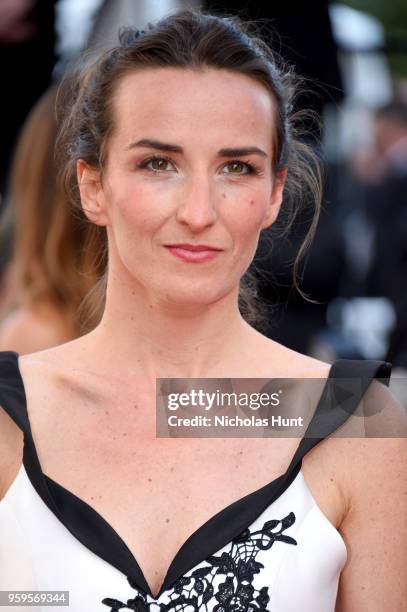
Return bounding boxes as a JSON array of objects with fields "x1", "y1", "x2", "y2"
[{"x1": 13, "y1": 353, "x2": 337, "y2": 600}]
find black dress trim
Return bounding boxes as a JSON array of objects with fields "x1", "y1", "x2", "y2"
[{"x1": 0, "y1": 351, "x2": 392, "y2": 599}]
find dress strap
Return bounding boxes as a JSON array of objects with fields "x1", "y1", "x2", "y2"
[
  {"x1": 286, "y1": 358, "x2": 392, "y2": 475},
  {"x1": 0, "y1": 350, "x2": 31, "y2": 437}
]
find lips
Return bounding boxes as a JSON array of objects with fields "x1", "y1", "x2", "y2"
[
  {"x1": 165, "y1": 243, "x2": 222, "y2": 252},
  {"x1": 164, "y1": 244, "x2": 223, "y2": 263}
]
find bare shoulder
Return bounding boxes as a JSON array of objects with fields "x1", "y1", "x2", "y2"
[
  {"x1": 16, "y1": 332, "x2": 101, "y2": 380},
  {"x1": 0, "y1": 343, "x2": 58, "y2": 500},
  {"x1": 333, "y1": 383, "x2": 407, "y2": 609},
  {"x1": 338, "y1": 380, "x2": 407, "y2": 497},
  {"x1": 0, "y1": 338, "x2": 96, "y2": 500},
  {"x1": 298, "y1": 377, "x2": 407, "y2": 609},
  {"x1": 0, "y1": 403, "x2": 24, "y2": 500},
  {"x1": 0, "y1": 351, "x2": 24, "y2": 499},
  {"x1": 16, "y1": 337, "x2": 97, "y2": 412},
  {"x1": 246, "y1": 328, "x2": 332, "y2": 378}
]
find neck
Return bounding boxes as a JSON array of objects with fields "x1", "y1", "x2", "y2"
[{"x1": 88, "y1": 273, "x2": 260, "y2": 383}]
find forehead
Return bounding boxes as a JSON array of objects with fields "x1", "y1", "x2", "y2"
[{"x1": 110, "y1": 67, "x2": 275, "y2": 150}]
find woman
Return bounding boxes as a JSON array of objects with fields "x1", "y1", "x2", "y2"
[
  {"x1": 0, "y1": 8, "x2": 405, "y2": 611},
  {"x1": 0, "y1": 84, "x2": 105, "y2": 354}
]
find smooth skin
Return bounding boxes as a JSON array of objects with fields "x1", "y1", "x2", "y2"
[{"x1": 1, "y1": 67, "x2": 406, "y2": 608}]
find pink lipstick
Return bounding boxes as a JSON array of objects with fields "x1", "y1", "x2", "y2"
[{"x1": 164, "y1": 243, "x2": 223, "y2": 263}]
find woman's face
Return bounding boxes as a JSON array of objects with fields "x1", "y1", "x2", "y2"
[{"x1": 79, "y1": 67, "x2": 285, "y2": 307}]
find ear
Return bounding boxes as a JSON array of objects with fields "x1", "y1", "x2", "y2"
[
  {"x1": 261, "y1": 167, "x2": 287, "y2": 230},
  {"x1": 77, "y1": 159, "x2": 109, "y2": 227}
]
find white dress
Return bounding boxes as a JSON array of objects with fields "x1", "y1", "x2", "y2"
[{"x1": 0, "y1": 351, "x2": 392, "y2": 611}]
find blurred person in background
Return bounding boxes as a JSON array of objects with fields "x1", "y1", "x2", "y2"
[
  {"x1": 0, "y1": 0, "x2": 57, "y2": 279},
  {"x1": 365, "y1": 97, "x2": 407, "y2": 303},
  {"x1": 362, "y1": 96, "x2": 407, "y2": 367},
  {"x1": 0, "y1": 0, "x2": 56, "y2": 195},
  {"x1": 0, "y1": 85, "x2": 105, "y2": 354}
]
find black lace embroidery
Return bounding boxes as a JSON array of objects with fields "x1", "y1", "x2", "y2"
[{"x1": 102, "y1": 512, "x2": 297, "y2": 612}]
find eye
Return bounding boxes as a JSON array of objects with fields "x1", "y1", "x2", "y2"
[
  {"x1": 222, "y1": 160, "x2": 261, "y2": 176},
  {"x1": 138, "y1": 155, "x2": 176, "y2": 173},
  {"x1": 137, "y1": 156, "x2": 262, "y2": 176}
]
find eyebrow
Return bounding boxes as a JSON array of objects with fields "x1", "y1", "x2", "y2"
[{"x1": 127, "y1": 138, "x2": 268, "y2": 158}]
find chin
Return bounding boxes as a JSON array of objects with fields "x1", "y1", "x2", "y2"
[{"x1": 157, "y1": 282, "x2": 232, "y2": 308}]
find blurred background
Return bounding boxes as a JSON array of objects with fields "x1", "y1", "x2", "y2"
[{"x1": 0, "y1": 0, "x2": 406, "y2": 386}]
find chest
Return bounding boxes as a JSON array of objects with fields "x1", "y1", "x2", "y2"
[
  {"x1": 34, "y1": 434, "x2": 340, "y2": 598},
  {"x1": 25, "y1": 384, "x2": 343, "y2": 600}
]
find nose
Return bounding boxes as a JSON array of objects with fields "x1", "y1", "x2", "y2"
[{"x1": 176, "y1": 173, "x2": 218, "y2": 231}]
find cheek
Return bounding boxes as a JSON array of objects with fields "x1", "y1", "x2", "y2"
[
  {"x1": 109, "y1": 180, "x2": 166, "y2": 237},
  {"x1": 230, "y1": 195, "x2": 268, "y2": 237},
  {"x1": 225, "y1": 196, "x2": 268, "y2": 267}
]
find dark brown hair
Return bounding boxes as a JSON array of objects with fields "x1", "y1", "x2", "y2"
[{"x1": 56, "y1": 7, "x2": 322, "y2": 329}]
